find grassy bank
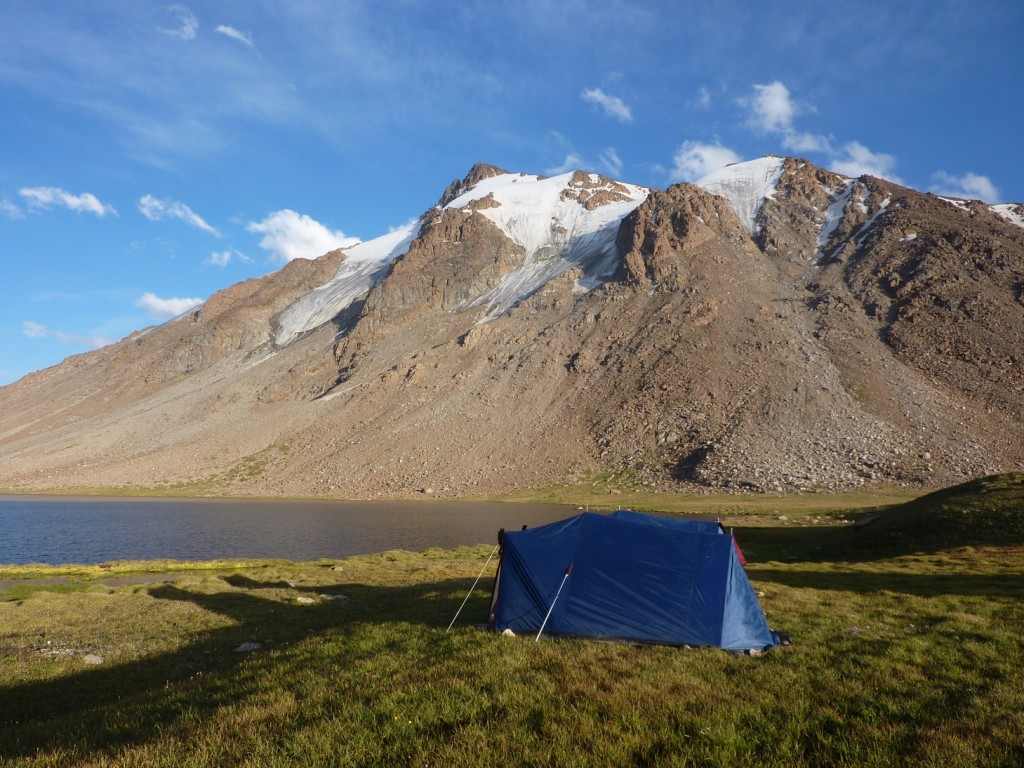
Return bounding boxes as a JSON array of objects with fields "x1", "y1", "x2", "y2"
[
  {"x1": 479, "y1": 479, "x2": 924, "y2": 522},
  {"x1": 1, "y1": 476, "x2": 1023, "y2": 766}
]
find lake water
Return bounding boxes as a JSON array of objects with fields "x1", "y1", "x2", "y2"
[{"x1": 0, "y1": 495, "x2": 581, "y2": 566}]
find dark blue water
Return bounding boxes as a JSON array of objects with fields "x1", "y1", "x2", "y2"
[{"x1": 0, "y1": 496, "x2": 579, "y2": 565}]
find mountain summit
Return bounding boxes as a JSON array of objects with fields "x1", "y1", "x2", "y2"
[{"x1": 2, "y1": 157, "x2": 1023, "y2": 496}]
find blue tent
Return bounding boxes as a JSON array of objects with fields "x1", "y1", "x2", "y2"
[
  {"x1": 487, "y1": 512, "x2": 781, "y2": 651},
  {"x1": 608, "y1": 509, "x2": 747, "y2": 565}
]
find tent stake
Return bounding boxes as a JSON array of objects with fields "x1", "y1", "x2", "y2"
[
  {"x1": 535, "y1": 564, "x2": 573, "y2": 642},
  {"x1": 446, "y1": 543, "x2": 500, "y2": 633}
]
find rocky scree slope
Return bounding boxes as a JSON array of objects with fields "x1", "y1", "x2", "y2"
[{"x1": 1, "y1": 158, "x2": 1022, "y2": 496}]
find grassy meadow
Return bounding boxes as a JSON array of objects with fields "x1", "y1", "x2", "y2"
[{"x1": 1, "y1": 474, "x2": 1022, "y2": 766}]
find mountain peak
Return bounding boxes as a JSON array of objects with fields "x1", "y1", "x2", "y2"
[{"x1": 437, "y1": 162, "x2": 510, "y2": 207}]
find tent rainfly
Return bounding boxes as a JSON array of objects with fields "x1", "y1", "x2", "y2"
[{"x1": 487, "y1": 511, "x2": 782, "y2": 652}]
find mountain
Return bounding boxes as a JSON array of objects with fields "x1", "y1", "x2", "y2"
[{"x1": 2, "y1": 157, "x2": 1023, "y2": 497}]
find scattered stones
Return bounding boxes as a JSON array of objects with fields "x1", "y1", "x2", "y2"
[
  {"x1": 295, "y1": 596, "x2": 316, "y2": 604},
  {"x1": 83, "y1": 654, "x2": 104, "y2": 665},
  {"x1": 234, "y1": 642, "x2": 261, "y2": 653}
]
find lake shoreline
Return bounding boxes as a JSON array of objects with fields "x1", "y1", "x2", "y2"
[{"x1": 0, "y1": 496, "x2": 579, "y2": 567}]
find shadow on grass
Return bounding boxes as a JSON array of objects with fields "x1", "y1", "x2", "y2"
[
  {"x1": 0, "y1": 575, "x2": 487, "y2": 760},
  {"x1": 746, "y1": 566, "x2": 1024, "y2": 598},
  {"x1": 734, "y1": 522, "x2": 1010, "y2": 565},
  {"x1": 735, "y1": 472, "x2": 1024, "y2": 565},
  {"x1": 220, "y1": 573, "x2": 295, "y2": 590}
]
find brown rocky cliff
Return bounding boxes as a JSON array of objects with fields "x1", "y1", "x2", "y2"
[{"x1": 617, "y1": 182, "x2": 758, "y2": 290}]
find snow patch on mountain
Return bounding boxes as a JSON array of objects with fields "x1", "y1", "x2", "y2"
[
  {"x1": 938, "y1": 197, "x2": 970, "y2": 211},
  {"x1": 271, "y1": 170, "x2": 649, "y2": 344},
  {"x1": 854, "y1": 198, "x2": 892, "y2": 247},
  {"x1": 444, "y1": 171, "x2": 649, "y2": 320},
  {"x1": 273, "y1": 221, "x2": 420, "y2": 346},
  {"x1": 816, "y1": 180, "x2": 855, "y2": 260},
  {"x1": 695, "y1": 156, "x2": 786, "y2": 236},
  {"x1": 992, "y1": 203, "x2": 1024, "y2": 229}
]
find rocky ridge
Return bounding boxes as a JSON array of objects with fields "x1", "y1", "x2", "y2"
[{"x1": 1, "y1": 157, "x2": 1022, "y2": 497}]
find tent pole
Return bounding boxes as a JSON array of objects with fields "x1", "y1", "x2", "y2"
[
  {"x1": 535, "y1": 564, "x2": 573, "y2": 642},
  {"x1": 446, "y1": 543, "x2": 500, "y2": 633}
]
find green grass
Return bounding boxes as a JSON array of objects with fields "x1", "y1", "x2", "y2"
[{"x1": 1, "y1": 477, "x2": 1023, "y2": 766}]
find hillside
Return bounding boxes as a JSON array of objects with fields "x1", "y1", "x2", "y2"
[
  {"x1": 1, "y1": 157, "x2": 1023, "y2": 497},
  {"x1": 835, "y1": 472, "x2": 1024, "y2": 556}
]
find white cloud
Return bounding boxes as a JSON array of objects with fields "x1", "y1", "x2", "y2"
[
  {"x1": 830, "y1": 141, "x2": 901, "y2": 183},
  {"x1": 694, "y1": 86, "x2": 711, "y2": 110},
  {"x1": 22, "y1": 320, "x2": 112, "y2": 348},
  {"x1": 599, "y1": 147, "x2": 623, "y2": 177},
  {"x1": 744, "y1": 81, "x2": 797, "y2": 135},
  {"x1": 19, "y1": 187, "x2": 116, "y2": 216},
  {"x1": 671, "y1": 140, "x2": 742, "y2": 182},
  {"x1": 216, "y1": 25, "x2": 255, "y2": 49},
  {"x1": 1, "y1": 199, "x2": 22, "y2": 219},
  {"x1": 741, "y1": 81, "x2": 832, "y2": 154},
  {"x1": 138, "y1": 194, "x2": 219, "y2": 235},
  {"x1": 739, "y1": 81, "x2": 902, "y2": 183},
  {"x1": 161, "y1": 5, "x2": 199, "y2": 41},
  {"x1": 581, "y1": 87, "x2": 633, "y2": 122},
  {"x1": 930, "y1": 171, "x2": 1001, "y2": 202},
  {"x1": 135, "y1": 292, "x2": 204, "y2": 319},
  {"x1": 782, "y1": 130, "x2": 832, "y2": 154},
  {"x1": 247, "y1": 209, "x2": 360, "y2": 263}
]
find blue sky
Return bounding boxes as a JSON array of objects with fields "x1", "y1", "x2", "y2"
[{"x1": 2, "y1": 1, "x2": 1022, "y2": 385}]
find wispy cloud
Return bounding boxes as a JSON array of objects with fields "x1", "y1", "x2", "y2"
[
  {"x1": 138, "y1": 194, "x2": 220, "y2": 235},
  {"x1": 160, "y1": 5, "x2": 199, "y2": 41},
  {"x1": 598, "y1": 147, "x2": 623, "y2": 177},
  {"x1": 247, "y1": 209, "x2": 359, "y2": 263},
  {"x1": 216, "y1": 25, "x2": 255, "y2": 49},
  {"x1": 22, "y1": 320, "x2": 112, "y2": 348},
  {"x1": 930, "y1": 171, "x2": 1001, "y2": 202},
  {"x1": 581, "y1": 87, "x2": 633, "y2": 122},
  {"x1": 693, "y1": 86, "x2": 712, "y2": 110},
  {"x1": 1, "y1": 199, "x2": 23, "y2": 219},
  {"x1": 19, "y1": 187, "x2": 116, "y2": 216},
  {"x1": 207, "y1": 249, "x2": 251, "y2": 267},
  {"x1": 135, "y1": 292, "x2": 204, "y2": 319},
  {"x1": 671, "y1": 140, "x2": 742, "y2": 182},
  {"x1": 546, "y1": 153, "x2": 588, "y2": 176}
]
